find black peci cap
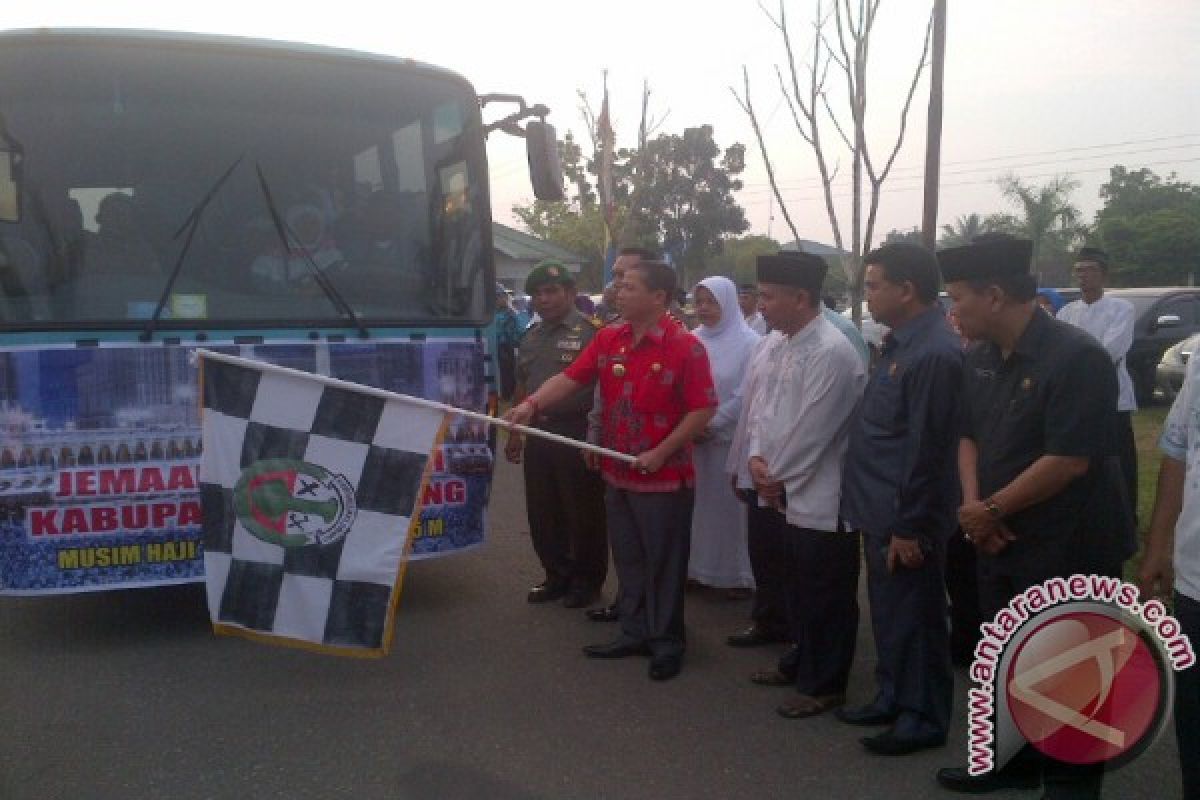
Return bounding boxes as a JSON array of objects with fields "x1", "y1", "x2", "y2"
[
  {"x1": 756, "y1": 251, "x2": 828, "y2": 293},
  {"x1": 938, "y1": 237, "x2": 1033, "y2": 283}
]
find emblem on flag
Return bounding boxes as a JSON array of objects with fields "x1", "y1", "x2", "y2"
[{"x1": 234, "y1": 459, "x2": 357, "y2": 548}]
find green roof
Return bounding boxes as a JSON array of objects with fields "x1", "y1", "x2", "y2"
[{"x1": 492, "y1": 223, "x2": 584, "y2": 265}]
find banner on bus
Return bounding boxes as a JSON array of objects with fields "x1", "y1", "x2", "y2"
[{"x1": 0, "y1": 339, "x2": 492, "y2": 595}]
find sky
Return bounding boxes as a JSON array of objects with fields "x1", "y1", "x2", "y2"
[{"x1": 4, "y1": 0, "x2": 1199, "y2": 248}]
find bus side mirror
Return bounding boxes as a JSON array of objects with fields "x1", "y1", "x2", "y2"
[{"x1": 525, "y1": 120, "x2": 564, "y2": 203}]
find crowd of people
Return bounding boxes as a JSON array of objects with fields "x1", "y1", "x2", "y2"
[{"x1": 500, "y1": 240, "x2": 1197, "y2": 800}]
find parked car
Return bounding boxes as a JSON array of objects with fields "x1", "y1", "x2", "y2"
[
  {"x1": 1106, "y1": 288, "x2": 1200, "y2": 404},
  {"x1": 1156, "y1": 332, "x2": 1200, "y2": 400}
]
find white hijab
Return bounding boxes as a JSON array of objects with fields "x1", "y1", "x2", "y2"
[{"x1": 693, "y1": 276, "x2": 762, "y2": 416}]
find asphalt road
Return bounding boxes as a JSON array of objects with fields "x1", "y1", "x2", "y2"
[{"x1": 0, "y1": 456, "x2": 1184, "y2": 799}]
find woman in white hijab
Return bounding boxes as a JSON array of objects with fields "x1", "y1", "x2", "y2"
[{"x1": 688, "y1": 276, "x2": 762, "y2": 591}]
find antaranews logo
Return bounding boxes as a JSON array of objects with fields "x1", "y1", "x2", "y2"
[
  {"x1": 967, "y1": 575, "x2": 1195, "y2": 776},
  {"x1": 233, "y1": 459, "x2": 357, "y2": 548}
]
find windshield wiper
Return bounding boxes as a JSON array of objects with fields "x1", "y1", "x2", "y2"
[
  {"x1": 254, "y1": 164, "x2": 367, "y2": 339},
  {"x1": 140, "y1": 154, "x2": 244, "y2": 342}
]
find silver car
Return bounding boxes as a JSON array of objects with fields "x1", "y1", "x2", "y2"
[{"x1": 1157, "y1": 332, "x2": 1200, "y2": 399}]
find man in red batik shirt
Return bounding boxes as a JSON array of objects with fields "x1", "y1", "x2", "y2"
[{"x1": 506, "y1": 259, "x2": 717, "y2": 682}]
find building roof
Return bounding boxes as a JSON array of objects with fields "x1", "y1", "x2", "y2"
[{"x1": 492, "y1": 223, "x2": 585, "y2": 266}]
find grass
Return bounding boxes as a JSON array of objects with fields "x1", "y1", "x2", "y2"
[
  {"x1": 1134, "y1": 404, "x2": 1170, "y2": 533},
  {"x1": 1130, "y1": 403, "x2": 1171, "y2": 576}
]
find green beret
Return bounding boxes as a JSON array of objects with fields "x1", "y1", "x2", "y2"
[{"x1": 524, "y1": 259, "x2": 576, "y2": 294}]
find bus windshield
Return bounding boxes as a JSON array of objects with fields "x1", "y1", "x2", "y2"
[{"x1": 0, "y1": 36, "x2": 492, "y2": 330}]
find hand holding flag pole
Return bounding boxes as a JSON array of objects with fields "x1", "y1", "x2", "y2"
[
  {"x1": 194, "y1": 347, "x2": 635, "y2": 657},
  {"x1": 192, "y1": 349, "x2": 638, "y2": 466}
]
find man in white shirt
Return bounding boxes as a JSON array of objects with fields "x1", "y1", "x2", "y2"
[
  {"x1": 727, "y1": 251, "x2": 866, "y2": 720},
  {"x1": 738, "y1": 284, "x2": 769, "y2": 335},
  {"x1": 1138, "y1": 350, "x2": 1200, "y2": 800},
  {"x1": 1057, "y1": 246, "x2": 1138, "y2": 523}
]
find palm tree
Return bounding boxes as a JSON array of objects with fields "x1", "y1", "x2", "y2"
[
  {"x1": 938, "y1": 213, "x2": 987, "y2": 248},
  {"x1": 997, "y1": 174, "x2": 1084, "y2": 281}
]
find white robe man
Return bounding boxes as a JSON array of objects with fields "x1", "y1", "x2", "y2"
[
  {"x1": 1056, "y1": 246, "x2": 1138, "y2": 524},
  {"x1": 727, "y1": 251, "x2": 866, "y2": 719}
]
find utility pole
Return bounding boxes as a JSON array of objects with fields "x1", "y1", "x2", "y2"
[{"x1": 921, "y1": 0, "x2": 947, "y2": 251}]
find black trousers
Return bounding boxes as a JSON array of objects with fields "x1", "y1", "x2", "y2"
[
  {"x1": 945, "y1": 530, "x2": 984, "y2": 665},
  {"x1": 976, "y1": 559, "x2": 1123, "y2": 798},
  {"x1": 1174, "y1": 591, "x2": 1200, "y2": 800},
  {"x1": 864, "y1": 531, "x2": 953, "y2": 738},
  {"x1": 745, "y1": 492, "x2": 791, "y2": 638},
  {"x1": 759, "y1": 507, "x2": 860, "y2": 696},
  {"x1": 606, "y1": 487, "x2": 693, "y2": 658},
  {"x1": 523, "y1": 424, "x2": 607, "y2": 592}
]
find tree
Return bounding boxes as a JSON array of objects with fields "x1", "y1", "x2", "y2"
[
  {"x1": 559, "y1": 131, "x2": 596, "y2": 209},
  {"x1": 706, "y1": 234, "x2": 782, "y2": 286},
  {"x1": 1094, "y1": 166, "x2": 1200, "y2": 286},
  {"x1": 996, "y1": 174, "x2": 1086, "y2": 286},
  {"x1": 883, "y1": 227, "x2": 923, "y2": 245},
  {"x1": 514, "y1": 124, "x2": 750, "y2": 289},
  {"x1": 938, "y1": 213, "x2": 986, "y2": 247},
  {"x1": 732, "y1": 0, "x2": 933, "y2": 325},
  {"x1": 629, "y1": 125, "x2": 750, "y2": 287},
  {"x1": 511, "y1": 201, "x2": 611, "y2": 290}
]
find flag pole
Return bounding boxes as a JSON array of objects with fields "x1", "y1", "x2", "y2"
[{"x1": 193, "y1": 348, "x2": 640, "y2": 465}]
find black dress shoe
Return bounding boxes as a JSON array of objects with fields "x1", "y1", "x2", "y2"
[
  {"x1": 648, "y1": 655, "x2": 682, "y2": 681},
  {"x1": 586, "y1": 603, "x2": 619, "y2": 622},
  {"x1": 582, "y1": 639, "x2": 650, "y2": 659},
  {"x1": 527, "y1": 581, "x2": 568, "y2": 604},
  {"x1": 935, "y1": 766, "x2": 1041, "y2": 793},
  {"x1": 562, "y1": 586, "x2": 598, "y2": 609},
  {"x1": 860, "y1": 730, "x2": 946, "y2": 756},
  {"x1": 835, "y1": 704, "x2": 900, "y2": 727},
  {"x1": 726, "y1": 625, "x2": 785, "y2": 647}
]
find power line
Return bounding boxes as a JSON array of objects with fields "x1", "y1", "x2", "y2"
[
  {"x1": 885, "y1": 132, "x2": 1200, "y2": 175},
  {"x1": 737, "y1": 143, "x2": 1200, "y2": 196},
  {"x1": 737, "y1": 155, "x2": 1200, "y2": 207},
  {"x1": 738, "y1": 133, "x2": 1200, "y2": 190}
]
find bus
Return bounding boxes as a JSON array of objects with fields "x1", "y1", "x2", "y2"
[{"x1": 0, "y1": 28, "x2": 561, "y2": 594}]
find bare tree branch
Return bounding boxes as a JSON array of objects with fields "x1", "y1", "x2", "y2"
[
  {"x1": 868, "y1": 10, "x2": 933, "y2": 186},
  {"x1": 747, "y1": 0, "x2": 933, "y2": 325},
  {"x1": 774, "y1": 65, "x2": 814, "y2": 146},
  {"x1": 730, "y1": 66, "x2": 801, "y2": 246},
  {"x1": 820, "y1": 91, "x2": 854, "y2": 151},
  {"x1": 862, "y1": 6, "x2": 934, "y2": 258},
  {"x1": 787, "y1": 0, "x2": 846, "y2": 252},
  {"x1": 576, "y1": 90, "x2": 600, "y2": 154}
]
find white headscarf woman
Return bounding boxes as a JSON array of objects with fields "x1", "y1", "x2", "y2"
[
  {"x1": 693, "y1": 276, "x2": 762, "y2": 440},
  {"x1": 688, "y1": 275, "x2": 761, "y2": 590}
]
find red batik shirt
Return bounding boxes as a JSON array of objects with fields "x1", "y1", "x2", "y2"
[{"x1": 564, "y1": 313, "x2": 717, "y2": 491}]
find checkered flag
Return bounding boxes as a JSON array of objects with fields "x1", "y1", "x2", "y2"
[{"x1": 198, "y1": 351, "x2": 446, "y2": 657}]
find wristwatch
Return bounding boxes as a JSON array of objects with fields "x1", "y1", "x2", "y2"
[{"x1": 983, "y1": 497, "x2": 1004, "y2": 519}]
